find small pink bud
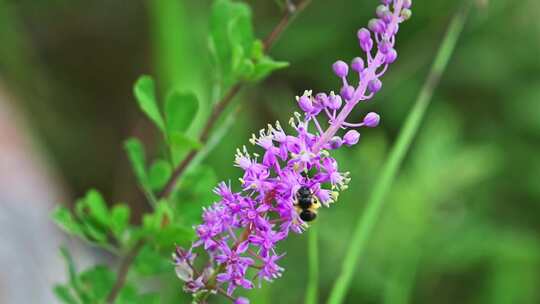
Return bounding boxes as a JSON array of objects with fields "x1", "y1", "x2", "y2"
[
  {"x1": 328, "y1": 136, "x2": 343, "y2": 149},
  {"x1": 340, "y1": 85, "x2": 355, "y2": 100},
  {"x1": 363, "y1": 112, "x2": 380, "y2": 127},
  {"x1": 343, "y1": 130, "x2": 360, "y2": 146},
  {"x1": 357, "y1": 28, "x2": 371, "y2": 43},
  {"x1": 368, "y1": 79, "x2": 382, "y2": 93},
  {"x1": 385, "y1": 49, "x2": 398, "y2": 64},
  {"x1": 332, "y1": 60, "x2": 349, "y2": 78},
  {"x1": 351, "y1": 57, "x2": 364, "y2": 72},
  {"x1": 368, "y1": 18, "x2": 385, "y2": 34},
  {"x1": 327, "y1": 93, "x2": 343, "y2": 110}
]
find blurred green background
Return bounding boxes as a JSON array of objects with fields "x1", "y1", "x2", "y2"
[{"x1": 1, "y1": 0, "x2": 539, "y2": 303}]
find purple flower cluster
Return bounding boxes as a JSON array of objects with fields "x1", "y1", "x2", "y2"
[{"x1": 174, "y1": 0, "x2": 411, "y2": 302}]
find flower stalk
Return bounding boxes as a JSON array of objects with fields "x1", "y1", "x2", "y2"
[{"x1": 174, "y1": 1, "x2": 413, "y2": 303}]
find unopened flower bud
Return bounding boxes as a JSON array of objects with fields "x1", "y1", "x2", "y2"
[
  {"x1": 328, "y1": 136, "x2": 343, "y2": 149},
  {"x1": 368, "y1": 18, "x2": 385, "y2": 34},
  {"x1": 403, "y1": 0, "x2": 412, "y2": 9},
  {"x1": 357, "y1": 28, "x2": 371, "y2": 43},
  {"x1": 385, "y1": 48, "x2": 398, "y2": 64},
  {"x1": 351, "y1": 57, "x2": 365, "y2": 72},
  {"x1": 382, "y1": 11, "x2": 393, "y2": 24},
  {"x1": 327, "y1": 93, "x2": 343, "y2": 110},
  {"x1": 368, "y1": 79, "x2": 382, "y2": 93},
  {"x1": 340, "y1": 85, "x2": 355, "y2": 100},
  {"x1": 332, "y1": 60, "x2": 349, "y2": 78},
  {"x1": 401, "y1": 9, "x2": 412, "y2": 21},
  {"x1": 360, "y1": 39, "x2": 373, "y2": 53},
  {"x1": 343, "y1": 130, "x2": 360, "y2": 146},
  {"x1": 376, "y1": 5, "x2": 388, "y2": 17},
  {"x1": 363, "y1": 112, "x2": 380, "y2": 127},
  {"x1": 379, "y1": 41, "x2": 391, "y2": 54},
  {"x1": 315, "y1": 93, "x2": 329, "y2": 107}
]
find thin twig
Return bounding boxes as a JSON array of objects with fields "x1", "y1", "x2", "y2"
[
  {"x1": 159, "y1": 0, "x2": 311, "y2": 199},
  {"x1": 105, "y1": 3, "x2": 312, "y2": 302},
  {"x1": 106, "y1": 240, "x2": 144, "y2": 303}
]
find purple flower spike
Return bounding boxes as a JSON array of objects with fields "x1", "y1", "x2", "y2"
[
  {"x1": 333, "y1": 60, "x2": 349, "y2": 78},
  {"x1": 343, "y1": 130, "x2": 360, "y2": 146},
  {"x1": 363, "y1": 112, "x2": 381, "y2": 128},
  {"x1": 175, "y1": 0, "x2": 411, "y2": 301},
  {"x1": 351, "y1": 57, "x2": 364, "y2": 72}
]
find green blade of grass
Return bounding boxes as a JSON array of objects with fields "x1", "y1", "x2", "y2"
[
  {"x1": 326, "y1": 6, "x2": 470, "y2": 304},
  {"x1": 305, "y1": 224, "x2": 319, "y2": 304}
]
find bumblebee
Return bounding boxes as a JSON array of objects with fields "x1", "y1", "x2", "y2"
[{"x1": 295, "y1": 186, "x2": 321, "y2": 222}]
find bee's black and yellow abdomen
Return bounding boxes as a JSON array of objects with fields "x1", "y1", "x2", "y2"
[
  {"x1": 295, "y1": 186, "x2": 320, "y2": 222},
  {"x1": 299, "y1": 209, "x2": 317, "y2": 222}
]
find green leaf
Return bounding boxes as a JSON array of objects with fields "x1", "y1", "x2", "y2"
[
  {"x1": 148, "y1": 159, "x2": 172, "y2": 191},
  {"x1": 164, "y1": 90, "x2": 199, "y2": 135},
  {"x1": 173, "y1": 166, "x2": 218, "y2": 226},
  {"x1": 210, "y1": 0, "x2": 254, "y2": 84},
  {"x1": 143, "y1": 201, "x2": 174, "y2": 232},
  {"x1": 133, "y1": 244, "x2": 171, "y2": 276},
  {"x1": 116, "y1": 284, "x2": 161, "y2": 304},
  {"x1": 154, "y1": 224, "x2": 194, "y2": 248},
  {"x1": 83, "y1": 189, "x2": 110, "y2": 227},
  {"x1": 250, "y1": 55, "x2": 289, "y2": 82},
  {"x1": 52, "y1": 206, "x2": 84, "y2": 237},
  {"x1": 124, "y1": 138, "x2": 148, "y2": 185},
  {"x1": 110, "y1": 204, "x2": 130, "y2": 238},
  {"x1": 70, "y1": 190, "x2": 110, "y2": 244},
  {"x1": 78, "y1": 219, "x2": 108, "y2": 243},
  {"x1": 78, "y1": 266, "x2": 116, "y2": 302},
  {"x1": 227, "y1": 2, "x2": 253, "y2": 52},
  {"x1": 250, "y1": 39, "x2": 264, "y2": 61},
  {"x1": 54, "y1": 285, "x2": 79, "y2": 304},
  {"x1": 134, "y1": 75, "x2": 165, "y2": 132},
  {"x1": 170, "y1": 131, "x2": 203, "y2": 155}
]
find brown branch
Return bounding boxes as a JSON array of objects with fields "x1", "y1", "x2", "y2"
[
  {"x1": 106, "y1": 2, "x2": 312, "y2": 302},
  {"x1": 159, "y1": 0, "x2": 311, "y2": 199},
  {"x1": 106, "y1": 240, "x2": 144, "y2": 303},
  {"x1": 263, "y1": 0, "x2": 312, "y2": 51}
]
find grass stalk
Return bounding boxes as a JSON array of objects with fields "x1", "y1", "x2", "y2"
[
  {"x1": 305, "y1": 224, "x2": 319, "y2": 304},
  {"x1": 326, "y1": 6, "x2": 470, "y2": 304}
]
